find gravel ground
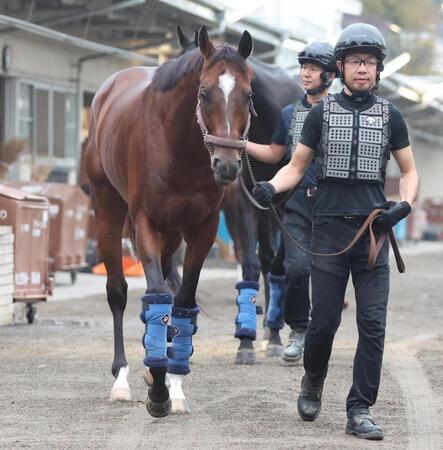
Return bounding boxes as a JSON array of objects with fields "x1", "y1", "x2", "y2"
[{"x1": 0, "y1": 248, "x2": 442, "y2": 449}]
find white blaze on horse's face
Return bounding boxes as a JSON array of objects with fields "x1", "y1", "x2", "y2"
[{"x1": 218, "y1": 69, "x2": 236, "y2": 135}]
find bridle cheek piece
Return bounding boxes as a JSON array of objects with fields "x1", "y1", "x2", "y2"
[{"x1": 195, "y1": 95, "x2": 257, "y2": 158}]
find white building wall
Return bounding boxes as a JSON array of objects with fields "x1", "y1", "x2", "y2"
[
  {"x1": 0, "y1": 33, "x2": 144, "y2": 90},
  {"x1": 1, "y1": 34, "x2": 77, "y2": 83},
  {"x1": 0, "y1": 32, "x2": 152, "y2": 182},
  {"x1": 413, "y1": 141, "x2": 443, "y2": 201}
]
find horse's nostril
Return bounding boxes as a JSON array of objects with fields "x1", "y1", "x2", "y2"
[
  {"x1": 237, "y1": 160, "x2": 242, "y2": 169},
  {"x1": 212, "y1": 157, "x2": 220, "y2": 168}
]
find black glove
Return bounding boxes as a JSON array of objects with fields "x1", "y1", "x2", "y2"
[
  {"x1": 252, "y1": 181, "x2": 276, "y2": 207},
  {"x1": 375, "y1": 200, "x2": 411, "y2": 229}
]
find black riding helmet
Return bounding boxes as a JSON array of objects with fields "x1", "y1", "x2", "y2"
[
  {"x1": 298, "y1": 41, "x2": 339, "y2": 94},
  {"x1": 334, "y1": 23, "x2": 386, "y2": 99},
  {"x1": 334, "y1": 23, "x2": 386, "y2": 65},
  {"x1": 299, "y1": 42, "x2": 339, "y2": 74}
]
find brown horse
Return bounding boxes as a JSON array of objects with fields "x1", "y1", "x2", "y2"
[
  {"x1": 84, "y1": 26, "x2": 254, "y2": 417},
  {"x1": 176, "y1": 27, "x2": 303, "y2": 363}
]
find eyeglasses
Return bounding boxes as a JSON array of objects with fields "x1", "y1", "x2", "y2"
[
  {"x1": 344, "y1": 57, "x2": 378, "y2": 68},
  {"x1": 300, "y1": 64, "x2": 322, "y2": 73}
]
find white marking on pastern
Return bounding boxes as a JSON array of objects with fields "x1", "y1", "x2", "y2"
[
  {"x1": 110, "y1": 365, "x2": 132, "y2": 402},
  {"x1": 167, "y1": 373, "x2": 190, "y2": 413}
]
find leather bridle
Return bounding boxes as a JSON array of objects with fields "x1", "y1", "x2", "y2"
[{"x1": 195, "y1": 93, "x2": 257, "y2": 157}]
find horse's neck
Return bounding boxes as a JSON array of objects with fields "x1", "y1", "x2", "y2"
[
  {"x1": 159, "y1": 74, "x2": 206, "y2": 158},
  {"x1": 163, "y1": 73, "x2": 200, "y2": 119}
]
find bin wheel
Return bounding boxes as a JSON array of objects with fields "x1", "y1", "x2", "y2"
[
  {"x1": 26, "y1": 303, "x2": 37, "y2": 324},
  {"x1": 70, "y1": 270, "x2": 78, "y2": 285}
]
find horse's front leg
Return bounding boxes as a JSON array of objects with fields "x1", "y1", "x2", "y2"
[
  {"x1": 135, "y1": 213, "x2": 173, "y2": 417},
  {"x1": 258, "y1": 210, "x2": 285, "y2": 356},
  {"x1": 226, "y1": 190, "x2": 261, "y2": 365},
  {"x1": 166, "y1": 212, "x2": 219, "y2": 414},
  {"x1": 257, "y1": 209, "x2": 278, "y2": 315}
]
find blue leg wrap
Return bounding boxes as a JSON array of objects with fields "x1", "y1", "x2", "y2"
[
  {"x1": 265, "y1": 274, "x2": 286, "y2": 330},
  {"x1": 140, "y1": 293, "x2": 173, "y2": 368},
  {"x1": 167, "y1": 307, "x2": 199, "y2": 375},
  {"x1": 235, "y1": 281, "x2": 259, "y2": 340}
]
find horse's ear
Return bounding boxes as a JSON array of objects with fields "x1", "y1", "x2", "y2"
[
  {"x1": 198, "y1": 25, "x2": 216, "y2": 59},
  {"x1": 177, "y1": 25, "x2": 191, "y2": 48},
  {"x1": 194, "y1": 30, "x2": 198, "y2": 48},
  {"x1": 238, "y1": 30, "x2": 253, "y2": 60}
]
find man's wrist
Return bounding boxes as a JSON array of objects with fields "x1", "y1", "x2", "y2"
[
  {"x1": 267, "y1": 180, "x2": 277, "y2": 195},
  {"x1": 267, "y1": 181, "x2": 276, "y2": 196}
]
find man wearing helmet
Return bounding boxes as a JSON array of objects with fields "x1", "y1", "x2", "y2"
[
  {"x1": 252, "y1": 23, "x2": 419, "y2": 440},
  {"x1": 246, "y1": 42, "x2": 338, "y2": 363}
]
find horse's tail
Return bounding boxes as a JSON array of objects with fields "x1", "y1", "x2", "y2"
[{"x1": 123, "y1": 213, "x2": 139, "y2": 259}]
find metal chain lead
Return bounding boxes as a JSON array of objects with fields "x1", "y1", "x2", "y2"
[{"x1": 243, "y1": 150, "x2": 257, "y2": 186}]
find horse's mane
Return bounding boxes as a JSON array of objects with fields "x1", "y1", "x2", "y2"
[{"x1": 151, "y1": 44, "x2": 248, "y2": 92}]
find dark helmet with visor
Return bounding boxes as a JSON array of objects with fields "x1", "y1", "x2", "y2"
[
  {"x1": 334, "y1": 23, "x2": 386, "y2": 98},
  {"x1": 298, "y1": 41, "x2": 339, "y2": 94},
  {"x1": 298, "y1": 41, "x2": 339, "y2": 75},
  {"x1": 334, "y1": 23, "x2": 386, "y2": 65}
]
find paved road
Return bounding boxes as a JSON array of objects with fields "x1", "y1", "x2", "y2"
[{"x1": 1, "y1": 244, "x2": 442, "y2": 449}]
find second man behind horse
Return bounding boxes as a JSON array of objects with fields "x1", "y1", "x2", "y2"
[{"x1": 246, "y1": 42, "x2": 338, "y2": 362}]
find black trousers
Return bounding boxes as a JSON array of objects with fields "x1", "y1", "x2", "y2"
[
  {"x1": 281, "y1": 188, "x2": 314, "y2": 332},
  {"x1": 303, "y1": 215, "x2": 389, "y2": 417}
]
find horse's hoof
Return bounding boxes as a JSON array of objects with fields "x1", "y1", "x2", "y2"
[
  {"x1": 146, "y1": 396, "x2": 171, "y2": 418},
  {"x1": 171, "y1": 398, "x2": 190, "y2": 414},
  {"x1": 235, "y1": 348, "x2": 256, "y2": 365},
  {"x1": 109, "y1": 387, "x2": 132, "y2": 402},
  {"x1": 265, "y1": 344, "x2": 284, "y2": 357}
]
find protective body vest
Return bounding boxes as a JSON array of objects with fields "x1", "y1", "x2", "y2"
[
  {"x1": 286, "y1": 99, "x2": 311, "y2": 154},
  {"x1": 316, "y1": 94, "x2": 391, "y2": 183}
]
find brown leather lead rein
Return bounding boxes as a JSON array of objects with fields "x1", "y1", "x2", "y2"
[
  {"x1": 238, "y1": 174, "x2": 405, "y2": 273},
  {"x1": 269, "y1": 204, "x2": 405, "y2": 273}
]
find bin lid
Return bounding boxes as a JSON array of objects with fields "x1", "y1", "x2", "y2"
[
  {"x1": 4, "y1": 182, "x2": 83, "y2": 202},
  {"x1": 0, "y1": 184, "x2": 47, "y2": 202}
]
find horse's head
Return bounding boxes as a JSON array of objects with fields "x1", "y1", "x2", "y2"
[{"x1": 197, "y1": 26, "x2": 255, "y2": 185}]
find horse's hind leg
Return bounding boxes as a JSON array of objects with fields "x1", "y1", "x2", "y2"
[{"x1": 90, "y1": 182, "x2": 130, "y2": 402}]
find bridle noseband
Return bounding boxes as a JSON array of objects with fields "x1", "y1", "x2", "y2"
[{"x1": 195, "y1": 94, "x2": 257, "y2": 157}]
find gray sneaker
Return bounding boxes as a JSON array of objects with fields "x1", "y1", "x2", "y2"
[{"x1": 283, "y1": 329, "x2": 306, "y2": 362}]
